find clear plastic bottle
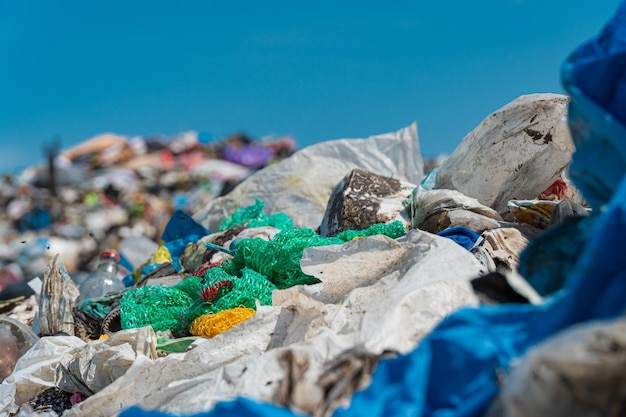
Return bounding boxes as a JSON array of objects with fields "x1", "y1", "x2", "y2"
[{"x1": 78, "y1": 251, "x2": 125, "y2": 301}]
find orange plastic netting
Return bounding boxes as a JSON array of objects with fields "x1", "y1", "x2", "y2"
[{"x1": 189, "y1": 307, "x2": 256, "y2": 338}]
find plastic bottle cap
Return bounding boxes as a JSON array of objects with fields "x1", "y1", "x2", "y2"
[{"x1": 100, "y1": 251, "x2": 120, "y2": 261}]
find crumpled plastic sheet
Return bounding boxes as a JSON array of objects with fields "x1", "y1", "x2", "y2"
[
  {"x1": 499, "y1": 317, "x2": 626, "y2": 417},
  {"x1": 436, "y1": 226, "x2": 481, "y2": 250},
  {"x1": 0, "y1": 327, "x2": 157, "y2": 417},
  {"x1": 564, "y1": 2, "x2": 626, "y2": 128},
  {"x1": 59, "y1": 229, "x2": 484, "y2": 417},
  {"x1": 66, "y1": 306, "x2": 283, "y2": 417},
  {"x1": 298, "y1": 230, "x2": 485, "y2": 355},
  {"x1": 435, "y1": 93, "x2": 574, "y2": 217},
  {"x1": 481, "y1": 227, "x2": 529, "y2": 272},
  {"x1": 195, "y1": 123, "x2": 424, "y2": 232}
]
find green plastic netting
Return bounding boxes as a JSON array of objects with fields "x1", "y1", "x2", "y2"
[
  {"x1": 227, "y1": 221, "x2": 407, "y2": 289},
  {"x1": 336, "y1": 220, "x2": 406, "y2": 241},
  {"x1": 175, "y1": 274, "x2": 205, "y2": 298},
  {"x1": 119, "y1": 284, "x2": 198, "y2": 332},
  {"x1": 218, "y1": 197, "x2": 294, "y2": 232},
  {"x1": 120, "y1": 265, "x2": 277, "y2": 332},
  {"x1": 179, "y1": 266, "x2": 276, "y2": 323},
  {"x1": 205, "y1": 267, "x2": 276, "y2": 312},
  {"x1": 120, "y1": 201, "x2": 407, "y2": 333},
  {"x1": 230, "y1": 227, "x2": 343, "y2": 289}
]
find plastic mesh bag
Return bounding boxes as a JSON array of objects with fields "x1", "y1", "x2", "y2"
[{"x1": 189, "y1": 307, "x2": 256, "y2": 338}]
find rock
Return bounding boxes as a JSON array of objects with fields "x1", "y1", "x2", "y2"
[{"x1": 318, "y1": 169, "x2": 415, "y2": 237}]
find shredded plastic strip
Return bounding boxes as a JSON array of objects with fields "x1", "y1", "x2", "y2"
[
  {"x1": 192, "y1": 259, "x2": 224, "y2": 277},
  {"x1": 201, "y1": 281, "x2": 233, "y2": 302}
]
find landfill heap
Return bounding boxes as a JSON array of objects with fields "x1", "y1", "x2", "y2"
[
  {"x1": 2, "y1": 4, "x2": 626, "y2": 417},
  {"x1": 0, "y1": 131, "x2": 296, "y2": 296}
]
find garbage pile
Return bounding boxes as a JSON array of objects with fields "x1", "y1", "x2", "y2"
[
  {"x1": 0, "y1": 131, "x2": 296, "y2": 298},
  {"x1": 1, "y1": 3, "x2": 626, "y2": 417}
]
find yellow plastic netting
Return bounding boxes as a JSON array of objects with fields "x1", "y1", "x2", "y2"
[{"x1": 189, "y1": 307, "x2": 256, "y2": 338}]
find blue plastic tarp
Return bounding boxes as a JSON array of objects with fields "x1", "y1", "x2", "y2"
[
  {"x1": 564, "y1": 1, "x2": 626, "y2": 127},
  {"x1": 562, "y1": 1, "x2": 626, "y2": 209}
]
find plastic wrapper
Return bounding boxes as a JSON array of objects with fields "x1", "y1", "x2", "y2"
[
  {"x1": 38, "y1": 254, "x2": 80, "y2": 336},
  {"x1": 406, "y1": 187, "x2": 502, "y2": 234},
  {"x1": 507, "y1": 199, "x2": 558, "y2": 229}
]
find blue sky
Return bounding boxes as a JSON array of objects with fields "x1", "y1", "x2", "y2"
[{"x1": 0, "y1": 1, "x2": 620, "y2": 174}]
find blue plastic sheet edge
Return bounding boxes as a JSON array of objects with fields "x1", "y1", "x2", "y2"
[
  {"x1": 160, "y1": 209, "x2": 210, "y2": 272},
  {"x1": 436, "y1": 226, "x2": 481, "y2": 250}
]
